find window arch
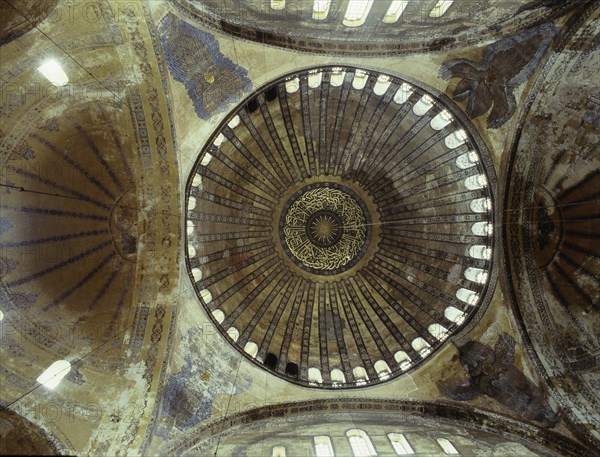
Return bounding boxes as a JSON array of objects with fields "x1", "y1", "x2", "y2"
[
  {"x1": 383, "y1": 1, "x2": 410, "y2": 24},
  {"x1": 343, "y1": 0, "x2": 375, "y2": 27},
  {"x1": 243, "y1": 341, "x2": 259, "y2": 358},
  {"x1": 331, "y1": 368, "x2": 346, "y2": 386},
  {"x1": 444, "y1": 306, "x2": 466, "y2": 325},
  {"x1": 308, "y1": 367, "x2": 323, "y2": 384},
  {"x1": 428, "y1": 323, "x2": 449, "y2": 341},
  {"x1": 437, "y1": 437, "x2": 460, "y2": 454},
  {"x1": 272, "y1": 445, "x2": 286, "y2": 457},
  {"x1": 211, "y1": 309, "x2": 225, "y2": 323},
  {"x1": 394, "y1": 351, "x2": 412, "y2": 371},
  {"x1": 353, "y1": 366, "x2": 369, "y2": 385},
  {"x1": 227, "y1": 327, "x2": 239, "y2": 342},
  {"x1": 374, "y1": 360, "x2": 392, "y2": 379},
  {"x1": 313, "y1": 1, "x2": 332, "y2": 20},
  {"x1": 413, "y1": 95, "x2": 434, "y2": 116},
  {"x1": 347, "y1": 429, "x2": 377, "y2": 456},
  {"x1": 388, "y1": 433, "x2": 414, "y2": 455},
  {"x1": 456, "y1": 288, "x2": 479, "y2": 305},
  {"x1": 314, "y1": 436, "x2": 334, "y2": 457},
  {"x1": 373, "y1": 75, "x2": 391, "y2": 96},
  {"x1": 393, "y1": 83, "x2": 413, "y2": 104},
  {"x1": 411, "y1": 337, "x2": 432, "y2": 357}
]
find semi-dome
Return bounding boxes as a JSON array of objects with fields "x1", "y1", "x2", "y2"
[{"x1": 185, "y1": 66, "x2": 497, "y2": 388}]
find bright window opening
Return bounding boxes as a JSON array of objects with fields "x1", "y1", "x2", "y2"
[
  {"x1": 344, "y1": 0, "x2": 375, "y2": 27},
  {"x1": 200, "y1": 288, "x2": 212, "y2": 304},
  {"x1": 456, "y1": 288, "x2": 479, "y2": 306},
  {"x1": 437, "y1": 438, "x2": 460, "y2": 454},
  {"x1": 347, "y1": 429, "x2": 377, "y2": 456},
  {"x1": 413, "y1": 95, "x2": 434, "y2": 116},
  {"x1": 471, "y1": 221, "x2": 493, "y2": 236},
  {"x1": 308, "y1": 367, "x2": 323, "y2": 384},
  {"x1": 212, "y1": 309, "x2": 225, "y2": 323},
  {"x1": 430, "y1": 1, "x2": 454, "y2": 18},
  {"x1": 272, "y1": 445, "x2": 287, "y2": 457},
  {"x1": 428, "y1": 323, "x2": 449, "y2": 341},
  {"x1": 383, "y1": 1, "x2": 410, "y2": 24},
  {"x1": 373, "y1": 75, "x2": 391, "y2": 96},
  {"x1": 352, "y1": 69, "x2": 369, "y2": 90},
  {"x1": 455, "y1": 151, "x2": 479, "y2": 169},
  {"x1": 394, "y1": 351, "x2": 412, "y2": 371},
  {"x1": 469, "y1": 245, "x2": 492, "y2": 260},
  {"x1": 228, "y1": 115, "x2": 241, "y2": 129},
  {"x1": 393, "y1": 83, "x2": 413, "y2": 104},
  {"x1": 388, "y1": 433, "x2": 414, "y2": 455},
  {"x1": 445, "y1": 306, "x2": 466, "y2": 325},
  {"x1": 270, "y1": 0, "x2": 285, "y2": 10},
  {"x1": 201, "y1": 153, "x2": 213, "y2": 165},
  {"x1": 308, "y1": 70, "x2": 323, "y2": 88},
  {"x1": 445, "y1": 130, "x2": 468, "y2": 149},
  {"x1": 464, "y1": 267, "x2": 488, "y2": 284},
  {"x1": 470, "y1": 197, "x2": 492, "y2": 213},
  {"x1": 188, "y1": 196, "x2": 197, "y2": 211},
  {"x1": 188, "y1": 244, "x2": 197, "y2": 258},
  {"x1": 464, "y1": 174, "x2": 488, "y2": 190},
  {"x1": 186, "y1": 220, "x2": 195, "y2": 235},
  {"x1": 285, "y1": 77, "x2": 300, "y2": 93},
  {"x1": 330, "y1": 68, "x2": 346, "y2": 87},
  {"x1": 314, "y1": 436, "x2": 335, "y2": 457},
  {"x1": 37, "y1": 360, "x2": 71, "y2": 389},
  {"x1": 353, "y1": 366, "x2": 369, "y2": 385},
  {"x1": 244, "y1": 341, "x2": 259, "y2": 358},
  {"x1": 331, "y1": 368, "x2": 346, "y2": 386},
  {"x1": 192, "y1": 173, "x2": 203, "y2": 188},
  {"x1": 313, "y1": 1, "x2": 332, "y2": 20},
  {"x1": 213, "y1": 133, "x2": 225, "y2": 146},
  {"x1": 227, "y1": 327, "x2": 240, "y2": 342},
  {"x1": 431, "y1": 110, "x2": 453, "y2": 130},
  {"x1": 374, "y1": 360, "x2": 392, "y2": 380},
  {"x1": 0, "y1": 310, "x2": 3, "y2": 322},
  {"x1": 37, "y1": 60, "x2": 69, "y2": 87},
  {"x1": 411, "y1": 337, "x2": 432, "y2": 357}
]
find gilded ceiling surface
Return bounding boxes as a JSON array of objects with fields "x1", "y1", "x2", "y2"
[{"x1": 0, "y1": 0, "x2": 598, "y2": 456}]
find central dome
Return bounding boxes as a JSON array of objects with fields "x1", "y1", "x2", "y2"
[{"x1": 185, "y1": 66, "x2": 497, "y2": 388}]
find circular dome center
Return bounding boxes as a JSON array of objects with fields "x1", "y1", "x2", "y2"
[{"x1": 280, "y1": 184, "x2": 370, "y2": 275}]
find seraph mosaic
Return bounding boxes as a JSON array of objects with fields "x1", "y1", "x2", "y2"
[
  {"x1": 159, "y1": 14, "x2": 252, "y2": 120},
  {"x1": 440, "y1": 24, "x2": 559, "y2": 129}
]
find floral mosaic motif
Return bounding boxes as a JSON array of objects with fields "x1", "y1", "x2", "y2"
[
  {"x1": 440, "y1": 24, "x2": 559, "y2": 128},
  {"x1": 438, "y1": 333, "x2": 560, "y2": 428},
  {"x1": 159, "y1": 14, "x2": 251, "y2": 120}
]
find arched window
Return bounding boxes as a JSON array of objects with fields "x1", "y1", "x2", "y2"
[
  {"x1": 331, "y1": 368, "x2": 346, "y2": 386},
  {"x1": 455, "y1": 151, "x2": 478, "y2": 169},
  {"x1": 436, "y1": 438, "x2": 459, "y2": 454},
  {"x1": 227, "y1": 327, "x2": 239, "y2": 342},
  {"x1": 388, "y1": 433, "x2": 414, "y2": 455},
  {"x1": 456, "y1": 288, "x2": 479, "y2": 306},
  {"x1": 428, "y1": 323, "x2": 449, "y2": 341},
  {"x1": 270, "y1": 0, "x2": 285, "y2": 10},
  {"x1": 192, "y1": 173, "x2": 203, "y2": 188},
  {"x1": 445, "y1": 130, "x2": 467, "y2": 149},
  {"x1": 211, "y1": 309, "x2": 225, "y2": 323},
  {"x1": 191, "y1": 268, "x2": 202, "y2": 281},
  {"x1": 343, "y1": 0, "x2": 375, "y2": 27},
  {"x1": 285, "y1": 77, "x2": 300, "y2": 93},
  {"x1": 200, "y1": 289, "x2": 212, "y2": 304},
  {"x1": 430, "y1": 109, "x2": 453, "y2": 130},
  {"x1": 470, "y1": 197, "x2": 492, "y2": 213},
  {"x1": 383, "y1": 1, "x2": 410, "y2": 24},
  {"x1": 373, "y1": 75, "x2": 391, "y2": 96},
  {"x1": 202, "y1": 152, "x2": 213, "y2": 164},
  {"x1": 444, "y1": 307, "x2": 466, "y2": 325},
  {"x1": 227, "y1": 115, "x2": 241, "y2": 129},
  {"x1": 37, "y1": 360, "x2": 71, "y2": 389},
  {"x1": 464, "y1": 174, "x2": 487, "y2": 190},
  {"x1": 468, "y1": 245, "x2": 491, "y2": 260},
  {"x1": 313, "y1": 1, "x2": 332, "y2": 20},
  {"x1": 353, "y1": 366, "x2": 369, "y2": 385},
  {"x1": 471, "y1": 221, "x2": 493, "y2": 236},
  {"x1": 243, "y1": 341, "x2": 259, "y2": 358},
  {"x1": 411, "y1": 337, "x2": 431, "y2": 357},
  {"x1": 330, "y1": 68, "x2": 345, "y2": 87},
  {"x1": 308, "y1": 70, "x2": 323, "y2": 88},
  {"x1": 213, "y1": 133, "x2": 225, "y2": 146},
  {"x1": 464, "y1": 267, "x2": 488, "y2": 284},
  {"x1": 188, "y1": 196, "x2": 196, "y2": 210},
  {"x1": 314, "y1": 436, "x2": 334, "y2": 457},
  {"x1": 374, "y1": 360, "x2": 392, "y2": 380},
  {"x1": 394, "y1": 351, "x2": 412, "y2": 371},
  {"x1": 272, "y1": 445, "x2": 286, "y2": 457},
  {"x1": 429, "y1": 0, "x2": 454, "y2": 18},
  {"x1": 352, "y1": 69, "x2": 369, "y2": 90},
  {"x1": 186, "y1": 220, "x2": 194, "y2": 235},
  {"x1": 393, "y1": 83, "x2": 413, "y2": 104},
  {"x1": 413, "y1": 95, "x2": 434, "y2": 116},
  {"x1": 187, "y1": 244, "x2": 196, "y2": 258},
  {"x1": 308, "y1": 367, "x2": 323, "y2": 384},
  {"x1": 347, "y1": 429, "x2": 377, "y2": 456}
]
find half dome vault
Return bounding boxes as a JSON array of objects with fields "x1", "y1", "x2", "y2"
[{"x1": 185, "y1": 66, "x2": 497, "y2": 388}]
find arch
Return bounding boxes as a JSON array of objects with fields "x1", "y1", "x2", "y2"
[
  {"x1": 314, "y1": 435, "x2": 334, "y2": 457},
  {"x1": 308, "y1": 70, "x2": 323, "y2": 88},
  {"x1": 444, "y1": 306, "x2": 466, "y2": 324},
  {"x1": 469, "y1": 245, "x2": 491, "y2": 260},
  {"x1": 411, "y1": 337, "x2": 431, "y2": 357},
  {"x1": 456, "y1": 288, "x2": 479, "y2": 305},
  {"x1": 285, "y1": 77, "x2": 300, "y2": 93},
  {"x1": 393, "y1": 83, "x2": 413, "y2": 104},
  {"x1": 394, "y1": 351, "x2": 412, "y2": 371},
  {"x1": 352, "y1": 69, "x2": 369, "y2": 90},
  {"x1": 413, "y1": 95, "x2": 434, "y2": 116},
  {"x1": 347, "y1": 428, "x2": 377, "y2": 456},
  {"x1": 373, "y1": 75, "x2": 391, "y2": 95},
  {"x1": 343, "y1": 0, "x2": 375, "y2": 27},
  {"x1": 227, "y1": 327, "x2": 239, "y2": 342},
  {"x1": 243, "y1": 341, "x2": 259, "y2": 358},
  {"x1": 470, "y1": 197, "x2": 492, "y2": 213},
  {"x1": 272, "y1": 445, "x2": 286, "y2": 457},
  {"x1": 388, "y1": 433, "x2": 414, "y2": 455},
  {"x1": 374, "y1": 360, "x2": 392, "y2": 379},
  {"x1": 471, "y1": 221, "x2": 493, "y2": 236},
  {"x1": 464, "y1": 174, "x2": 487, "y2": 190},
  {"x1": 455, "y1": 151, "x2": 479, "y2": 169},
  {"x1": 211, "y1": 309, "x2": 225, "y2": 323},
  {"x1": 313, "y1": 1, "x2": 332, "y2": 20},
  {"x1": 353, "y1": 366, "x2": 369, "y2": 385},
  {"x1": 445, "y1": 130, "x2": 468, "y2": 149},
  {"x1": 428, "y1": 323, "x2": 449, "y2": 341},
  {"x1": 383, "y1": 1, "x2": 410, "y2": 24},
  {"x1": 436, "y1": 437, "x2": 459, "y2": 454},
  {"x1": 308, "y1": 367, "x2": 323, "y2": 384},
  {"x1": 200, "y1": 289, "x2": 212, "y2": 304},
  {"x1": 464, "y1": 267, "x2": 488, "y2": 284},
  {"x1": 431, "y1": 109, "x2": 453, "y2": 130},
  {"x1": 331, "y1": 368, "x2": 346, "y2": 385}
]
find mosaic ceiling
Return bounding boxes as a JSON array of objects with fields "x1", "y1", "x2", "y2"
[{"x1": 185, "y1": 66, "x2": 497, "y2": 388}]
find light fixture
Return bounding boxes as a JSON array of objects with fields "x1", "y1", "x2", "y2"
[{"x1": 37, "y1": 60, "x2": 69, "y2": 87}]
